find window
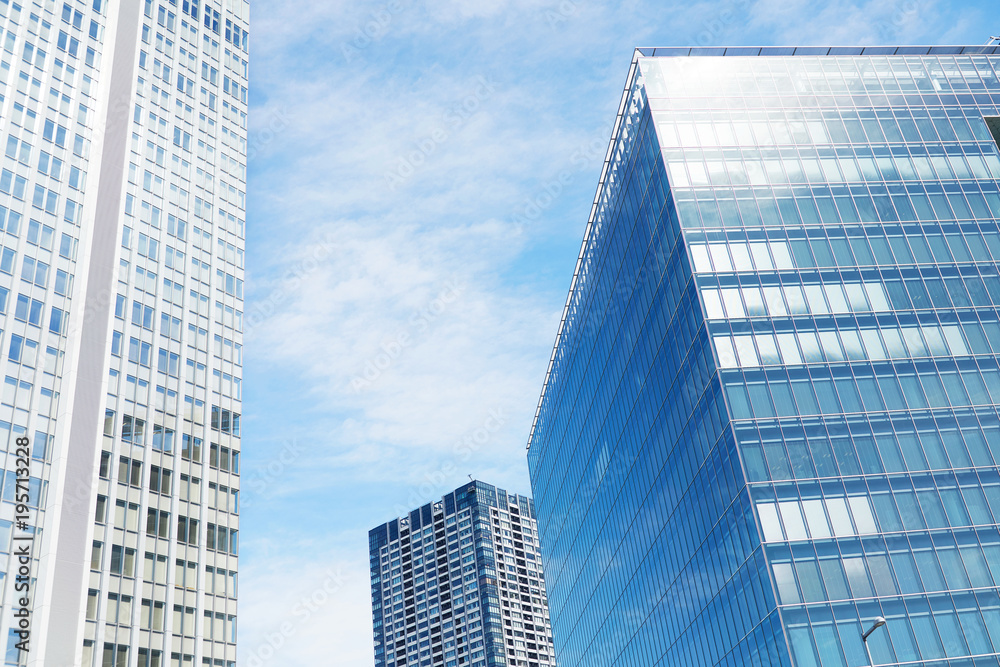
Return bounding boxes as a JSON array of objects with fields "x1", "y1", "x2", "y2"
[
  {"x1": 110, "y1": 545, "x2": 136, "y2": 577},
  {"x1": 201, "y1": 62, "x2": 217, "y2": 85},
  {"x1": 152, "y1": 424, "x2": 174, "y2": 452},
  {"x1": 0, "y1": 206, "x2": 22, "y2": 236},
  {"x1": 181, "y1": 435, "x2": 202, "y2": 462},
  {"x1": 177, "y1": 73, "x2": 195, "y2": 97},
  {"x1": 8, "y1": 335, "x2": 38, "y2": 366},
  {"x1": 20, "y1": 257, "x2": 48, "y2": 287},
  {"x1": 163, "y1": 277, "x2": 184, "y2": 305},
  {"x1": 122, "y1": 415, "x2": 146, "y2": 444},
  {"x1": 128, "y1": 337, "x2": 152, "y2": 366},
  {"x1": 99, "y1": 451, "x2": 111, "y2": 478},
  {"x1": 165, "y1": 245, "x2": 185, "y2": 270},
  {"x1": 211, "y1": 406, "x2": 240, "y2": 436},
  {"x1": 144, "y1": 552, "x2": 169, "y2": 585},
  {"x1": 61, "y1": 3, "x2": 85, "y2": 28},
  {"x1": 50, "y1": 307, "x2": 66, "y2": 335},
  {"x1": 216, "y1": 269, "x2": 243, "y2": 298},
  {"x1": 106, "y1": 594, "x2": 133, "y2": 625},
  {"x1": 86, "y1": 589, "x2": 99, "y2": 620},
  {"x1": 173, "y1": 605, "x2": 196, "y2": 636},
  {"x1": 209, "y1": 444, "x2": 239, "y2": 473},
  {"x1": 224, "y1": 19, "x2": 248, "y2": 51},
  {"x1": 94, "y1": 495, "x2": 107, "y2": 523},
  {"x1": 102, "y1": 644, "x2": 129, "y2": 667},
  {"x1": 114, "y1": 500, "x2": 140, "y2": 532},
  {"x1": 140, "y1": 601, "x2": 165, "y2": 632},
  {"x1": 157, "y1": 349, "x2": 180, "y2": 376},
  {"x1": 0, "y1": 169, "x2": 27, "y2": 199},
  {"x1": 138, "y1": 233, "x2": 159, "y2": 260},
  {"x1": 207, "y1": 523, "x2": 237, "y2": 554},
  {"x1": 69, "y1": 165, "x2": 86, "y2": 190},
  {"x1": 0, "y1": 250, "x2": 13, "y2": 277},
  {"x1": 131, "y1": 301, "x2": 155, "y2": 329},
  {"x1": 178, "y1": 474, "x2": 201, "y2": 502},
  {"x1": 37, "y1": 151, "x2": 63, "y2": 179},
  {"x1": 176, "y1": 516, "x2": 198, "y2": 545},
  {"x1": 117, "y1": 456, "x2": 142, "y2": 487},
  {"x1": 145, "y1": 508, "x2": 170, "y2": 539},
  {"x1": 43, "y1": 119, "x2": 67, "y2": 147},
  {"x1": 149, "y1": 465, "x2": 172, "y2": 494},
  {"x1": 161, "y1": 313, "x2": 182, "y2": 340},
  {"x1": 208, "y1": 482, "x2": 237, "y2": 512},
  {"x1": 55, "y1": 269, "x2": 72, "y2": 295},
  {"x1": 175, "y1": 559, "x2": 198, "y2": 590},
  {"x1": 203, "y1": 7, "x2": 220, "y2": 33},
  {"x1": 204, "y1": 611, "x2": 227, "y2": 641},
  {"x1": 14, "y1": 294, "x2": 44, "y2": 326},
  {"x1": 21, "y1": 41, "x2": 47, "y2": 69},
  {"x1": 5, "y1": 136, "x2": 32, "y2": 164},
  {"x1": 56, "y1": 31, "x2": 80, "y2": 58},
  {"x1": 26, "y1": 221, "x2": 53, "y2": 250},
  {"x1": 157, "y1": 6, "x2": 176, "y2": 31},
  {"x1": 167, "y1": 213, "x2": 186, "y2": 240}
]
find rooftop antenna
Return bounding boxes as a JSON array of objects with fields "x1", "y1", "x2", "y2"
[{"x1": 468, "y1": 474, "x2": 474, "y2": 482}]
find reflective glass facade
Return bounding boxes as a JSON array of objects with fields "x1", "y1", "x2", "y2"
[{"x1": 527, "y1": 46, "x2": 1000, "y2": 667}]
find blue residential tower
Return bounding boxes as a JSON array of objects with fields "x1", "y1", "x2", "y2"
[
  {"x1": 369, "y1": 482, "x2": 556, "y2": 667},
  {"x1": 527, "y1": 45, "x2": 1000, "y2": 667}
]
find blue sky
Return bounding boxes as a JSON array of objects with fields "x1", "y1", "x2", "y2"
[{"x1": 237, "y1": 0, "x2": 996, "y2": 663}]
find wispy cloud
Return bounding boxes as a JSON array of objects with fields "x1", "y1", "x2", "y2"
[
  {"x1": 238, "y1": 541, "x2": 372, "y2": 667},
  {"x1": 746, "y1": 0, "x2": 959, "y2": 45},
  {"x1": 241, "y1": 0, "x2": 993, "y2": 662}
]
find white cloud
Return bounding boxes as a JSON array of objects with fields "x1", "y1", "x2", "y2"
[
  {"x1": 237, "y1": 542, "x2": 373, "y2": 667},
  {"x1": 240, "y1": 0, "x2": 995, "y2": 663},
  {"x1": 745, "y1": 0, "x2": 952, "y2": 45}
]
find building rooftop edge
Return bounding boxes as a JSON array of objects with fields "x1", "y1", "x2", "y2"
[
  {"x1": 634, "y1": 44, "x2": 1000, "y2": 58},
  {"x1": 527, "y1": 42, "x2": 999, "y2": 453},
  {"x1": 368, "y1": 481, "x2": 534, "y2": 536}
]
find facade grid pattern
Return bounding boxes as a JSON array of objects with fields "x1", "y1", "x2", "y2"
[
  {"x1": 369, "y1": 482, "x2": 556, "y2": 667},
  {"x1": 0, "y1": 0, "x2": 248, "y2": 664},
  {"x1": 527, "y1": 48, "x2": 1000, "y2": 667}
]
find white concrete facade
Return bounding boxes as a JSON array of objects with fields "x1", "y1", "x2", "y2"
[{"x1": 0, "y1": 1, "x2": 247, "y2": 665}]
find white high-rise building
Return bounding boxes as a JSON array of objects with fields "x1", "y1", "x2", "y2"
[{"x1": 0, "y1": 1, "x2": 248, "y2": 665}]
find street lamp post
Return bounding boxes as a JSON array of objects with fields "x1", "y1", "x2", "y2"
[{"x1": 861, "y1": 617, "x2": 887, "y2": 667}]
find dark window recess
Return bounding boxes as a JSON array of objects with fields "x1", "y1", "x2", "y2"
[
  {"x1": 211, "y1": 405, "x2": 240, "y2": 436},
  {"x1": 987, "y1": 117, "x2": 1000, "y2": 151}
]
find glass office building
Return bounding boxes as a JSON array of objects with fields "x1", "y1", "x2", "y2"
[
  {"x1": 526, "y1": 45, "x2": 1000, "y2": 666},
  {"x1": 369, "y1": 482, "x2": 555, "y2": 667},
  {"x1": 0, "y1": 1, "x2": 248, "y2": 665}
]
